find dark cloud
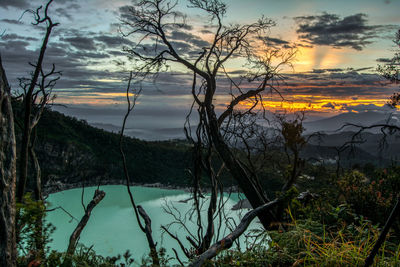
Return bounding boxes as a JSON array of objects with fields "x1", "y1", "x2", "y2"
[
  {"x1": 60, "y1": 36, "x2": 96, "y2": 50},
  {"x1": 227, "y1": 69, "x2": 248, "y2": 75},
  {"x1": 321, "y1": 102, "x2": 335, "y2": 109},
  {"x1": 312, "y1": 69, "x2": 326, "y2": 74},
  {"x1": 200, "y1": 29, "x2": 213, "y2": 34},
  {"x1": 169, "y1": 30, "x2": 209, "y2": 48},
  {"x1": 0, "y1": 31, "x2": 124, "y2": 96},
  {"x1": 72, "y1": 51, "x2": 110, "y2": 59},
  {"x1": 1, "y1": 19, "x2": 24, "y2": 25},
  {"x1": 353, "y1": 67, "x2": 373, "y2": 72},
  {"x1": 131, "y1": 42, "x2": 169, "y2": 57},
  {"x1": 54, "y1": 7, "x2": 73, "y2": 19},
  {"x1": 0, "y1": 39, "x2": 30, "y2": 50},
  {"x1": 280, "y1": 70, "x2": 396, "y2": 99},
  {"x1": 296, "y1": 43, "x2": 313, "y2": 48},
  {"x1": 0, "y1": 0, "x2": 30, "y2": 9},
  {"x1": 312, "y1": 68, "x2": 345, "y2": 73},
  {"x1": 1, "y1": 33, "x2": 38, "y2": 41},
  {"x1": 260, "y1": 36, "x2": 289, "y2": 47},
  {"x1": 295, "y1": 13, "x2": 387, "y2": 50},
  {"x1": 376, "y1": 58, "x2": 392, "y2": 63},
  {"x1": 94, "y1": 35, "x2": 135, "y2": 48},
  {"x1": 174, "y1": 24, "x2": 193, "y2": 31},
  {"x1": 169, "y1": 40, "x2": 192, "y2": 53},
  {"x1": 55, "y1": 28, "x2": 96, "y2": 37},
  {"x1": 108, "y1": 50, "x2": 127, "y2": 57},
  {"x1": 54, "y1": 0, "x2": 78, "y2": 5},
  {"x1": 339, "y1": 103, "x2": 392, "y2": 112},
  {"x1": 118, "y1": 5, "x2": 133, "y2": 20}
]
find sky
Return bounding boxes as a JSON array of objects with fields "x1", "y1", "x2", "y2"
[{"x1": 0, "y1": 0, "x2": 399, "y2": 139}]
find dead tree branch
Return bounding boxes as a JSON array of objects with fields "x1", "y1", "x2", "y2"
[
  {"x1": 137, "y1": 205, "x2": 159, "y2": 264},
  {"x1": 118, "y1": 72, "x2": 160, "y2": 265},
  {"x1": 66, "y1": 189, "x2": 105, "y2": 256},
  {"x1": 17, "y1": 0, "x2": 60, "y2": 202},
  {"x1": 189, "y1": 199, "x2": 280, "y2": 267}
]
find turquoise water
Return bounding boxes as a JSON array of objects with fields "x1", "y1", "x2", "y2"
[{"x1": 46, "y1": 185, "x2": 257, "y2": 262}]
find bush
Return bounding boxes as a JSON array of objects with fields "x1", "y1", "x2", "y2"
[{"x1": 212, "y1": 212, "x2": 400, "y2": 266}]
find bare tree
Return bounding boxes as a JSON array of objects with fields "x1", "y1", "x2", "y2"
[
  {"x1": 16, "y1": 0, "x2": 60, "y2": 203},
  {"x1": 0, "y1": 54, "x2": 17, "y2": 266},
  {"x1": 118, "y1": 72, "x2": 160, "y2": 265},
  {"x1": 120, "y1": 0, "x2": 295, "y2": 230}
]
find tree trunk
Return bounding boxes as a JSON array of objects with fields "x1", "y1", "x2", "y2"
[
  {"x1": 16, "y1": 104, "x2": 31, "y2": 202},
  {"x1": 16, "y1": 17, "x2": 56, "y2": 202},
  {"x1": 206, "y1": 103, "x2": 274, "y2": 229},
  {"x1": 30, "y1": 130, "x2": 42, "y2": 201},
  {"x1": 0, "y1": 54, "x2": 17, "y2": 267},
  {"x1": 137, "y1": 205, "x2": 160, "y2": 266}
]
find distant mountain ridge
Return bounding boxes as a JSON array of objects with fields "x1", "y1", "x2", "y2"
[{"x1": 304, "y1": 111, "x2": 400, "y2": 134}]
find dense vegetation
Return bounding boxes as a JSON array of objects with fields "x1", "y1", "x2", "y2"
[{"x1": 12, "y1": 102, "x2": 193, "y2": 190}]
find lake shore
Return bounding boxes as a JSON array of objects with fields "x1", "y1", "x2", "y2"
[
  {"x1": 43, "y1": 179, "x2": 192, "y2": 196},
  {"x1": 43, "y1": 179, "x2": 241, "y2": 199}
]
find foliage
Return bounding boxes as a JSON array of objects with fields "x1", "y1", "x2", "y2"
[
  {"x1": 212, "y1": 215, "x2": 400, "y2": 266},
  {"x1": 337, "y1": 169, "x2": 400, "y2": 230},
  {"x1": 208, "y1": 164, "x2": 400, "y2": 266},
  {"x1": 16, "y1": 193, "x2": 55, "y2": 266},
  {"x1": 140, "y1": 247, "x2": 176, "y2": 267},
  {"x1": 36, "y1": 245, "x2": 127, "y2": 267}
]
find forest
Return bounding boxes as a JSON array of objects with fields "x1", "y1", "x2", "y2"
[{"x1": 1, "y1": 0, "x2": 400, "y2": 266}]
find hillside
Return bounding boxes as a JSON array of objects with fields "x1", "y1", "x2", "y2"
[{"x1": 17, "y1": 107, "x2": 192, "y2": 193}]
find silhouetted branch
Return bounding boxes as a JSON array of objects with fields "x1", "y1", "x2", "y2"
[
  {"x1": 137, "y1": 205, "x2": 159, "y2": 265},
  {"x1": 189, "y1": 199, "x2": 280, "y2": 267},
  {"x1": 161, "y1": 225, "x2": 191, "y2": 259},
  {"x1": 66, "y1": 189, "x2": 105, "y2": 256},
  {"x1": 118, "y1": 72, "x2": 160, "y2": 265},
  {"x1": 17, "y1": 0, "x2": 60, "y2": 202},
  {"x1": 45, "y1": 206, "x2": 78, "y2": 222}
]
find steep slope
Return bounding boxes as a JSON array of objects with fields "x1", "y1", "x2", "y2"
[{"x1": 27, "y1": 108, "x2": 191, "y2": 193}]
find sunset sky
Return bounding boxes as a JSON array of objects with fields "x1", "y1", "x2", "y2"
[{"x1": 1, "y1": 0, "x2": 399, "y2": 138}]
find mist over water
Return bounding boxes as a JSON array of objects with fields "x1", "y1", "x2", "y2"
[{"x1": 46, "y1": 186, "x2": 258, "y2": 262}]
